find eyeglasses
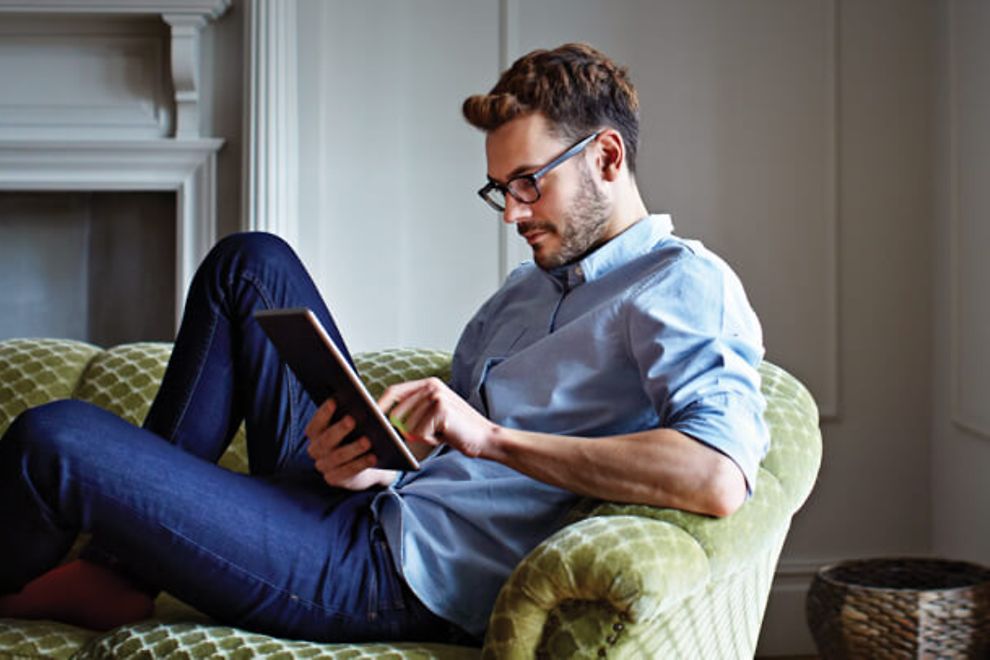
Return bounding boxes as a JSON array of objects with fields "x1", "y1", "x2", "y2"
[{"x1": 478, "y1": 131, "x2": 600, "y2": 212}]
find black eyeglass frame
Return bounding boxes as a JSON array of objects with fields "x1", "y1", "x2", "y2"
[{"x1": 477, "y1": 131, "x2": 601, "y2": 212}]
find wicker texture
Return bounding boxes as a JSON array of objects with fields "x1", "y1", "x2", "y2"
[
  {"x1": 0, "y1": 339, "x2": 821, "y2": 658},
  {"x1": 807, "y1": 558, "x2": 990, "y2": 659}
]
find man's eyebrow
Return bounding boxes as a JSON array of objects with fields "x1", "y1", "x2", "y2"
[{"x1": 487, "y1": 162, "x2": 540, "y2": 185}]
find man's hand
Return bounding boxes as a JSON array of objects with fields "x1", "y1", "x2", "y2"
[
  {"x1": 379, "y1": 378, "x2": 498, "y2": 458},
  {"x1": 305, "y1": 398, "x2": 397, "y2": 490}
]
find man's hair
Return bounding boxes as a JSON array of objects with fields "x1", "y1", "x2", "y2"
[{"x1": 463, "y1": 43, "x2": 640, "y2": 173}]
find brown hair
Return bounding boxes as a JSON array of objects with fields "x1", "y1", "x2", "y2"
[{"x1": 463, "y1": 43, "x2": 640, "y2": 172}]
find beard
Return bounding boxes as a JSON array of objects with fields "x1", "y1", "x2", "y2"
[{"x1": 521, "y1": 162, "x2": 611, "y2": 270}]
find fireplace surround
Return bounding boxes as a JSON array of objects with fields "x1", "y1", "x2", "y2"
[{"x1": 0, "y1": 0, "x2": 231, "y2": 340}]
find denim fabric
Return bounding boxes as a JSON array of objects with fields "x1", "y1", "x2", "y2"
[{"x1": 0, "y1": 233, "x2": 464, "y2": 644}]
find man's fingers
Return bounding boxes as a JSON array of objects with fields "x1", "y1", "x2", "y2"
[
  {"x1": 307, "y1": 414, "x2": 356, "y2": 460},
  {"x1": 304, "y1": 398, "x2": 336, "y2": 440},
  {"x1": 379, "y1": 379, "x2": 434, "y2": 416},
  {"x1": 326, "y1": 436, "x2": 372, "y2": 467},
  {"x1": 402, "y1": 397, "x2": 442, "y2": 439},
  {"x1": 383, "y1": 378, "x2": 442, "y2": 423}
]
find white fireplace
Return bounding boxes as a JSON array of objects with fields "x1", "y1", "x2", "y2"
[{"x1": 0, "y1": 0, "x2": 230, "y2": 343}]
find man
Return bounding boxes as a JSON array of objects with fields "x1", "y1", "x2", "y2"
[{"x1": 0, "y1": 43, "x2": 767, "y2": 645}]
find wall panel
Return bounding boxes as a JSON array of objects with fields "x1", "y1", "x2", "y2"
[{"x1": 951, "y1": 0, "x2": 990, "y2": 438}]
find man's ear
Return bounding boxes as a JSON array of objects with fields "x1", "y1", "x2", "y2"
[{"x1": 596, "y1": 129, "x2": 625, "y2": 182}]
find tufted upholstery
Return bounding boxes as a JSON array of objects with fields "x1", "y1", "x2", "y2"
[{"x1": 0, "y1": 338, "x2": 820, "y2": 658}]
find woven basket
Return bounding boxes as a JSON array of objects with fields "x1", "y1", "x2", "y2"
[{"x1": 806, "y1": 557, "x2": 990, "y2": 659}]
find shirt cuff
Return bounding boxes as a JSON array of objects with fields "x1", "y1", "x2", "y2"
[{"x1": 668, "y1": 392, "x2": 769, "y2": 494}]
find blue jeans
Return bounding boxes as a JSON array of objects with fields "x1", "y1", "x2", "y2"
[{"x1": 0, "y1": 233, "x2": 466, "y2": 644}]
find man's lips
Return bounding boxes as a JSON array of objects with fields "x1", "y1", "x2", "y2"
[
  {"x1": 523, "y1": 229, "x2": 547, "y2": 245},
  {"x1": 518, "y1": 224, "x2": 554, "y2": 246}
]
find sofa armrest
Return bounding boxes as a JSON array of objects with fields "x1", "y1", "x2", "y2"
[{"x1": 483, "y1": 515, "x2": 710, "y2": 659}]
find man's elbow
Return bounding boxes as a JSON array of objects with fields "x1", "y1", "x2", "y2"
[{"x1": 703, "y1": 457, "x2": 748, "y2": 518}]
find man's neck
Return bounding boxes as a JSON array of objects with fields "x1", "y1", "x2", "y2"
[{"x1": 603, "y1": 177, "x2": 650, "y2": 242}]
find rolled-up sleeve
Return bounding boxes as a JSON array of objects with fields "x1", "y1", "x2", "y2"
[{"x1": 626, "y1": 249, "x2": 770, "y2": 491}]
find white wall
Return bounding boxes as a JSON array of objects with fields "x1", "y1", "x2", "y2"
[
  {"x1": 932, "y1": 0, "x2": 990, "y2": 562},
  {"x1": 295, "y1": 0, "x2": 501, "y2": 353},
  {"x1": 289, "y1": 1, "x2": 943, "y2": 655}
]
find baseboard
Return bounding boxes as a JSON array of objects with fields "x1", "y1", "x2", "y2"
[{"x1": 756, "y1": 558, "x2": 824, "y2": 656}]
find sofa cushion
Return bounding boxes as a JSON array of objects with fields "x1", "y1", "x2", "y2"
[
  {"x1": 0, "y1": 339, "x2": 101, "y2": 437},
  {"x1": 73, "y1": 621, "x2": 479, "y2": 659}
]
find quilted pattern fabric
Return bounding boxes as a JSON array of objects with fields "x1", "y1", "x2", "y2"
[
  {"x1": 0, "y1": 339, "x2": 821, "y2": 659},
  {"x1": 71, "y1": 343, "x2": 172, "y2": 426},
  {"x1": 0, "y1": 338, "x2": 101, "y2": 437},
  {"x1": 74, "y1": 622, "x2": 480, "y2": 659},
  {"x1": 354, "y1": 349, "x2": 454, "y2": 399},
  {"x1": 0, "y1": 618, "x2": 99, "y2": 659},
  {"x1": 486, "y1": 515, "x2": 711, "y2": 659}
]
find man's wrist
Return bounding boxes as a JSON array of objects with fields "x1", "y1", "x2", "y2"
[{"x1": 482, "y1": 424, "x2": 512, "y2": 462}]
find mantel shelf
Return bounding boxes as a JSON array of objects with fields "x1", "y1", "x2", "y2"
[
  {"x1": 0, "y1": 0, "x2": 230, "y2": 19},
  {"x1": 0, "y1": 138, "x2": 224, "y2": 190}
]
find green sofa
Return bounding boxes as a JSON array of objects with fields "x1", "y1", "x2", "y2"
[{"x1": 0, "y1": 338, "x2": 821, "y2": 658}]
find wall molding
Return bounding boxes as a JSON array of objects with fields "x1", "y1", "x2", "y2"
[
  {"x1": 0, "y1": 138, "x2": 223, "y2": 327},
  {"x1": 947, "y1": 0, "x2": 990, "y2": 440},
  {"x1": 241, "y1": 0, "x2": 299, "y2": 247},
  {"x1": 0, "y1": 33, "x2": 171, "y2": 138},
  {"x1": 775, "y1": 557, "x2": 827, "y2": 580},
  {"x1": 820, "y1": 0, "x2": 841, "y2": 422}
]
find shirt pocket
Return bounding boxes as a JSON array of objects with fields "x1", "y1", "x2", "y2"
[{"x1": 471, "y1": 326, "x2": 529, "y2": 414}]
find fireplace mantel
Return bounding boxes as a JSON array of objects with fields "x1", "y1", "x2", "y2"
[
  {"x1": 0, "y1": 0, "x2": 228, "y2": 16},
  {"x1": 0, "y1": 0, "x2": 231, "y2": 139},
  {"x1": 0, "y1": 1, "x2": 231, "y2": 329}
]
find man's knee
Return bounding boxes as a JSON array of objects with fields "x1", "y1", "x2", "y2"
[
  {"x1": 205, "y1": 232, "x2": 298, "y2": 277},
  {"x1": 2, "y1": 399, "x2": 96, "y2": 462}
]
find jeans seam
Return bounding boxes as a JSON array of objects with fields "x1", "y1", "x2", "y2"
[
  {"x1": 167, "y1": 311, "x2": 220, "y2": 443},
  {"x1": 236, "y1": 270, "x2": 306, "y2": 471}
]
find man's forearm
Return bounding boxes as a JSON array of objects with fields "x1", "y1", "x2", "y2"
[{"x1": 482, "y1": 426, "x2": 747, "y2": 517}]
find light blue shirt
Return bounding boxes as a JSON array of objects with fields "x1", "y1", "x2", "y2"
[{"x1": 371, "y1": 214, "x2": 768, "y2": 637}]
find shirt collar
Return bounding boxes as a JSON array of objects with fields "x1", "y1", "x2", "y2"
[{"x1": 545, "y1": 214, "x2": 674, "y2": 289}]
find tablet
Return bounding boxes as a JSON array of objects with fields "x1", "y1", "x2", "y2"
[{"x1": 253, "y1": 307, "x2": 420, "y2": 471}]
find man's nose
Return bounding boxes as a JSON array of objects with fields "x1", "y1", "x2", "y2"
[{"x1": 502, "y1": 195, "x2": 531, "y2": 225}]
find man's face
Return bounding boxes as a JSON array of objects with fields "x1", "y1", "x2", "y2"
[{"x1": 485, "y1": 114, "x2": 611, "y2": 270}]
